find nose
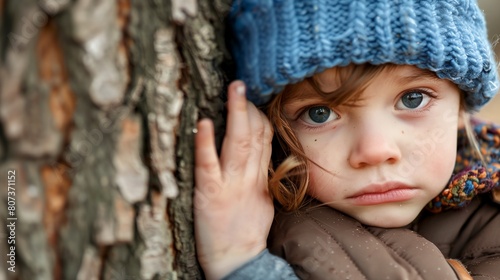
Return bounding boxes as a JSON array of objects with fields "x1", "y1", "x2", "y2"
[{"x1": 348, "y1": 122, "x2": 402, "y2": 168}]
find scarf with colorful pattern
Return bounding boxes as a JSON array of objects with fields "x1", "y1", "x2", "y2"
[{"x1": 426, "y1": 119, "x2": 500, "y2": 213}]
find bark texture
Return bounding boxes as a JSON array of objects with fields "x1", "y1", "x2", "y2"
[{"x1": 0, "y1": 0, "x2": 230, "y2": 279}]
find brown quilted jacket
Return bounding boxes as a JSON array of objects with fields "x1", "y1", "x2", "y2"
[{"x1": 268, "y1": 195, "x2": 500, "y2": 279}]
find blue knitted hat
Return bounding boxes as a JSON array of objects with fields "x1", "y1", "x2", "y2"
[{"x1": 229, "y1": 0, "x2": 499, "y2": 110}]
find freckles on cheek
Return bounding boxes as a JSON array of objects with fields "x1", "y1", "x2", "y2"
[{"x1": 302, "y1": 143, "x2": 322, "y2": 166}]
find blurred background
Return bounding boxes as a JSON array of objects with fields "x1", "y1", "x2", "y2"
[{"x1": 477, "y1": 0, "x2": 500, "y2": 122}]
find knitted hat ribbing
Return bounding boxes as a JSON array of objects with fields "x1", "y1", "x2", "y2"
[{"x1": 229, "y1": 0, "x2": 499, "y2": 110}]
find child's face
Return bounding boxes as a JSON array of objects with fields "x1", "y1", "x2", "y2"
[{"x1": 282, "y1": 65, "x2": 461, "y2": 227}]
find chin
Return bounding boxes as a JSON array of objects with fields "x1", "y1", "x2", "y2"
[
  {"x1": 350, "y1": 206, "x2": 421, "y2": 228},
  {"x1": 361, "y1": 217, "x2": 413, "y2": 228}
]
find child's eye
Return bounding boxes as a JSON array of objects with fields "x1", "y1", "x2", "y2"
[
  {"x1": 300, "y1": 106, "x2": 339, "y2": 125},
  {"x1": 395, "y1": 91, "x2": 433, "y2": 110}
]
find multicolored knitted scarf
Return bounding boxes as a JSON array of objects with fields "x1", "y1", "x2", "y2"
[{"x1": 426, "y1": 119, "x2": 500, "y2": 213}]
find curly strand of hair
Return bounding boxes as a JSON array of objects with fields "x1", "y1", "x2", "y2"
[{"x1": 266, "y1": 91, "x2": 312, "y2": 211}]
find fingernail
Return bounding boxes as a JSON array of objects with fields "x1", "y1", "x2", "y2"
[{"x1": 235, "y1": 83, "x2": 245, "y2": 96}]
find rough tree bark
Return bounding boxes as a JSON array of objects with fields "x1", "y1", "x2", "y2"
[{"x1": 0, "y1": 0, "x2": 230, "y2": 279}]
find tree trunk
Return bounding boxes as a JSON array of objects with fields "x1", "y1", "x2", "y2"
[{"x1": 0, "y1": 0, "x2": 230, "y2": 279}]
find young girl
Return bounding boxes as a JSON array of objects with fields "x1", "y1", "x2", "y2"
[{"x1": 194, "y1": 0, "x2": 500, "y2": 279}]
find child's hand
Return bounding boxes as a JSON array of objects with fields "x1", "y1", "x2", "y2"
[{"x1": 194, "y1": 81, "x2": 274, "y2": 280}]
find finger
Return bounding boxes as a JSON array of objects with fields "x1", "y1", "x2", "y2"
[
  {"x1": 195, "y1": 119, "x2": 222, "y2": 186},
  {"x1": 245, "y1": 103, "x2": 266, "y2": 171},
  {"x1": 220, "y1": 81, "x2": 252, "y2": 173},
  {"x1": 259, "y1": 111, "x2": 273, "y2": 175}
]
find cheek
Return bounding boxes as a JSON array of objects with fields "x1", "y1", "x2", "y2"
[
  {"x1": 307, "y1": 165, "x2": 335, "y2": 199},
  {"x1": 418, "y1": 127, "x2": 458, "y2": 187},
  {"x1": 301, "y1": 133, "x2": 345, "y2": 171},
  {"x1": 301, "y1": 134, "x2": 351, "y2": 200},
  {"x1": 306, "y1": 156, "x2": 347, "y2": 200},
  {"x1": 431, "y1": 141, "x2": 457, "y2": 179}
]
